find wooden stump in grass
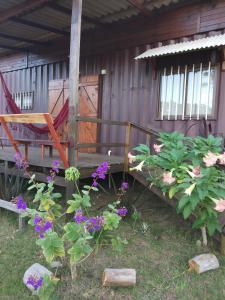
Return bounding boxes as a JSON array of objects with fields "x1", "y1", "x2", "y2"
[
  {"x1": 188, "y1": 254, "x2": 219, "y2": 274},
  {"x1": 102, "y1": 268, "x2": 136, "y2": 287}
]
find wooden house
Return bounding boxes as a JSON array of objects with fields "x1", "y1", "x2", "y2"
[{"x1": 0, "y1": 0, "x2": 225, "y2": 183}]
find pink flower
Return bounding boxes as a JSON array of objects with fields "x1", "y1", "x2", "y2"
[
  {"x1": 153, "y1": 144, "x2": 163, "y2": 153},
  {"x1": 203, "y1": 151, "x2": 218, "y2": 167},
  {"x1": 214, "y1": 199, "x2": 225, "y2": 213},
  {"x1": 162, "y1": 171, "x2": 176, "y2": 185},
  {"x1": 128, "y1": 152, "x2": 136, "y2": 164},
  {"x1": 192, "y1": 166, "x2": 201, "y2": 176},
  {"x1": 218, "y1": 152, "x2": 225, "y2": 165}
]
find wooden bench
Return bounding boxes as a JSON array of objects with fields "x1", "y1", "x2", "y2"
[
  {"x1": 37, "y1": 140, "x2": 69, "y2": 160},
  {"x1": 0, "y1": 137, "x2": 69, "y2": 162},
  {"x1": 0, "y1": 137, "x2": 31, "y2": 160},
  {"x1": 0, "y1": 199, "x2": 26, "y2": 230},
  {"x1": 0, "y1": 113, "x2": 69, "y2": 168}
]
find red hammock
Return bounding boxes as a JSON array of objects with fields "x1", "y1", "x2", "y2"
[{"x1": 0, "y1": 72, "x2": 68, "y2": 134}]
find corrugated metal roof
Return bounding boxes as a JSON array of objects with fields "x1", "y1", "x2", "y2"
[
  {"x1": 0, "y1": 0, "x2": 184, "y2": 55},
  {"x1": 135, "y1": 33, "x2": 225, "y2": 59}
]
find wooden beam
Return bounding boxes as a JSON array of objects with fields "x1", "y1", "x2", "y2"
[
  {"x1": 0, "y1": 0, "x2": 51, "y2": 24},
  {"x1": 68, "y1": 0, "x2": 83, "y2": 166},
  {"x1": 11, "y1": 17, "x2": 70, "y2": 36},
  {"x1": 0, "y1": 44, "x2": 28, "y2": 52},
  {"x1": 126, "y1": 0, "x2": 151, "y2": 16},
  {"x1": 47, "y1": 2, "x2": 71, "y2": 15},
  {"x1": 0, "y1": 33, "x2": 48, "y2": 46}
]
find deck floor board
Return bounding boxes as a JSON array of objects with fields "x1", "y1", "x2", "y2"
[{"x1": 0, "y1": 146, "x2": 124, "y2": 177}]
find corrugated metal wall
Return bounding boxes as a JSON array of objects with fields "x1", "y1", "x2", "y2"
[
  {"x1": 0, "y1": 45, "x2": 221, "y2": 152},
  {"x1": 0, "y1": 61, "x2": 69, "y2": 139},
  {"x1": 80, "y1": 45, "x2": 219, "y2": 154}
]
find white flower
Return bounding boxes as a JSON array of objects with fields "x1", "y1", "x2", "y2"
[
  {"x1": 184, "y1": 183, "x2": 196, "y2": 196},
  {"x1": 130, "y1": 161, "x2": 144, "y2": 172},
  {"x1": 108, "y1": 150, "x2": 112, "y2": 156}
]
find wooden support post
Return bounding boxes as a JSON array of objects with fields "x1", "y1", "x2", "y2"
[
  {"x1": 124, "y1": 122, "x2": 131, "y2": 172},
  {"x1": 67, "y1": 0, "x2": 83, "y2": 199},
  {"x1": 68, "y1": 0, "x2": 82, "y2": 166},
  {"x1": 43, "y1": 114, "x2": 69, "y2": 168},
  {"x1": 0, "y1": 116, "x2": 20, "y2": 154}
]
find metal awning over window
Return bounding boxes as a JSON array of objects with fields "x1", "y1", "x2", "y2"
[{"x1": 135, "y1": 34, "x2": 225, "y2": 60}]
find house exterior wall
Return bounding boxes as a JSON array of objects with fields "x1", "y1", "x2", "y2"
[
  {"x1": 0, "y1": 60, "x2": 69, "y2": 139},
  {"x1": 0, "y1": 0, "x2": 225, "y2": 148}
]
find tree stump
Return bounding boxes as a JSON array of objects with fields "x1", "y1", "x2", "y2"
[
  {"x1": 102, "y1": 268, "x2": 136, "y2": 287},
  {"x1": 188, "y1": 254, "x2": 219, "y2": 274}
]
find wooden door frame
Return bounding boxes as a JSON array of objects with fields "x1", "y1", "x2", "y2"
[{"x1": 96, "y1": 74, "x2": 103, "y2": 146}]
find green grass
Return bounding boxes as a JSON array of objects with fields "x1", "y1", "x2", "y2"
[{"x1": 1, "y1": 191, "x2": 225, "y2": 300}]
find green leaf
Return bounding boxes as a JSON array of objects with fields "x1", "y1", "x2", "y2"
[
  {"x1": 38, "y1": 274, "x2": 59, "y2": 300},
  {"x1": 63, "y1": 222, "x2": 82, "y2": 242},
  {"x1": 133, "y1": 144, "x2": 150, "y2": 154},
  {"x1": 82, "y1": 194, "x2": 91, "y2": 207},
  {"x1": 103, "y1": 212, "x2": 121, "y2": 230},
  {"x1": 168, "y1": 186, "x2": 177, "y2": 199},
  {"x1": 207, "y1": 218, "x2": 221, "y2": 236},
  {"x1": 66, "y1": 200, "x2": 81, "y2": 213},
  {"x1": 52, "y1": 193, "x2": 62, "y2": 199},
  {"x1": 68, "y1": 238, "x2": 92, "y2": 264},
  {"x1": 82, "y1": 190, "x2": 89, "y2": 195},
  {"x1": 36, "y1": 232, "x2": 65, "y2": 263},
  {"x1": 177, "y1": 196, "x2": 190, "y2": 211},
  {"x1": 111, "y1": 237, "x2": 128, "y2": 252},
  {"x1": 182, "y1": 204, "x2": 192, "y2": 219}
]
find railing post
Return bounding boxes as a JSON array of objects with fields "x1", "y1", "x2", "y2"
[{"x1": 124, "y1": 122, "x2": 131, "y2": 172}]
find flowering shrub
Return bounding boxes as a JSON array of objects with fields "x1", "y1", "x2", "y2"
[
  {"x1": 131, "y1": 132, "x2": 225, "y2": 244},
  {"x1": 17, "y1": 159, "x2": 128, "y2": 299}
]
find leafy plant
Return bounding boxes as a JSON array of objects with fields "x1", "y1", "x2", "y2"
[
  {"x1": 131, "y1": 132, "x2": 225, "y2": 245},
  {"x1": 17, "y1": 159, "x2": 129, "y2": 299}
]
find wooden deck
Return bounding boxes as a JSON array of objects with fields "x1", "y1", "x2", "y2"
[{"x1": 0, "y1": 146, "x2": 124, "y2": 186}]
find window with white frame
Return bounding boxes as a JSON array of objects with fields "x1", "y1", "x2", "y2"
[
  {"x1": 13, "y1": 91, "x2": 34, "y2": 110},
  {"x1": 158, "y1": 62, "x2": 218, "y2": 120}
]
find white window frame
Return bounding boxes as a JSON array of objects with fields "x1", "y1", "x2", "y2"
[{"x1": 157, "y1": 62, "x2": 219, "y2": 121}]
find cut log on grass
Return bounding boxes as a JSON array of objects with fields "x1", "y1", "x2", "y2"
[
  {"x1": 102, "y1": 268, "x2": 136, "y2": 287},
  {"x1": 188, "y1": 254, "x2": 219, "y2": 274}
]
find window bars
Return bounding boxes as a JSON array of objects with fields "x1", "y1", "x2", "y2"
[
  {"x1": 13, "y1": 91, "x2": 34, "y2": 110},
  {"x1": 159, "y1": 61, "x2": 216, "y2": 120}
]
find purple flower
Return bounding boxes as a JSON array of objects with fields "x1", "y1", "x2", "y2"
[
  {"x1": 47, "y1": 176, "x2": 53, "y2": 183},
  {"x1": 34, "y1": 215, "x2": 42, "y2": 225},
  {"x1": 16, "y1": 196, "x2": 27, "y2": 211},
  {"x1": 117, "y1": 207, "x2": 128, "y2": 217},
  {"x1": 85, "y1": 216, "x2": 105, "y2": 233},
  {"x1": 14, "y1": 152, "x2": 29, "y2": 170},
  {"x1": 92, "y1": 180, "x2": 98, "y2": 187},
  {"x1": 43, "y1": 221, "x2": 53, "y2": 231},
  {"x1": 33, "y1": 215, "x2": 52, "y2": 238},
  {"x1": 91, "y1": 162, "x2": 109, "y2": 186},
  {"x1": 52, "y1": 160, "x2": 60, "y2": 173},
  {"x1": 34, "y1": 225, "x2": 42, "y2": 232},
  {"x1": 74, "y1": 209, "x2": 88, "y2": 224},
  {"x1": 27, "y1": 275, "x2": 43, "y2": 290},
  {"x1": 121, "y1": 182, "x2": 129, "y2": 191}
]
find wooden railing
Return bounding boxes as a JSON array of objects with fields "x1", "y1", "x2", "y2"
[{"x1": 75, "y1": 116, "x2": 160, "y2": 171}]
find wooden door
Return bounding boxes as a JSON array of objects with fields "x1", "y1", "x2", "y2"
[
  {"x1": 78, "y1": 75, "x2": 101, "y2": 152},
  {"x1": 48, "y1": 75, "x2": 101, "y2": 152}
]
